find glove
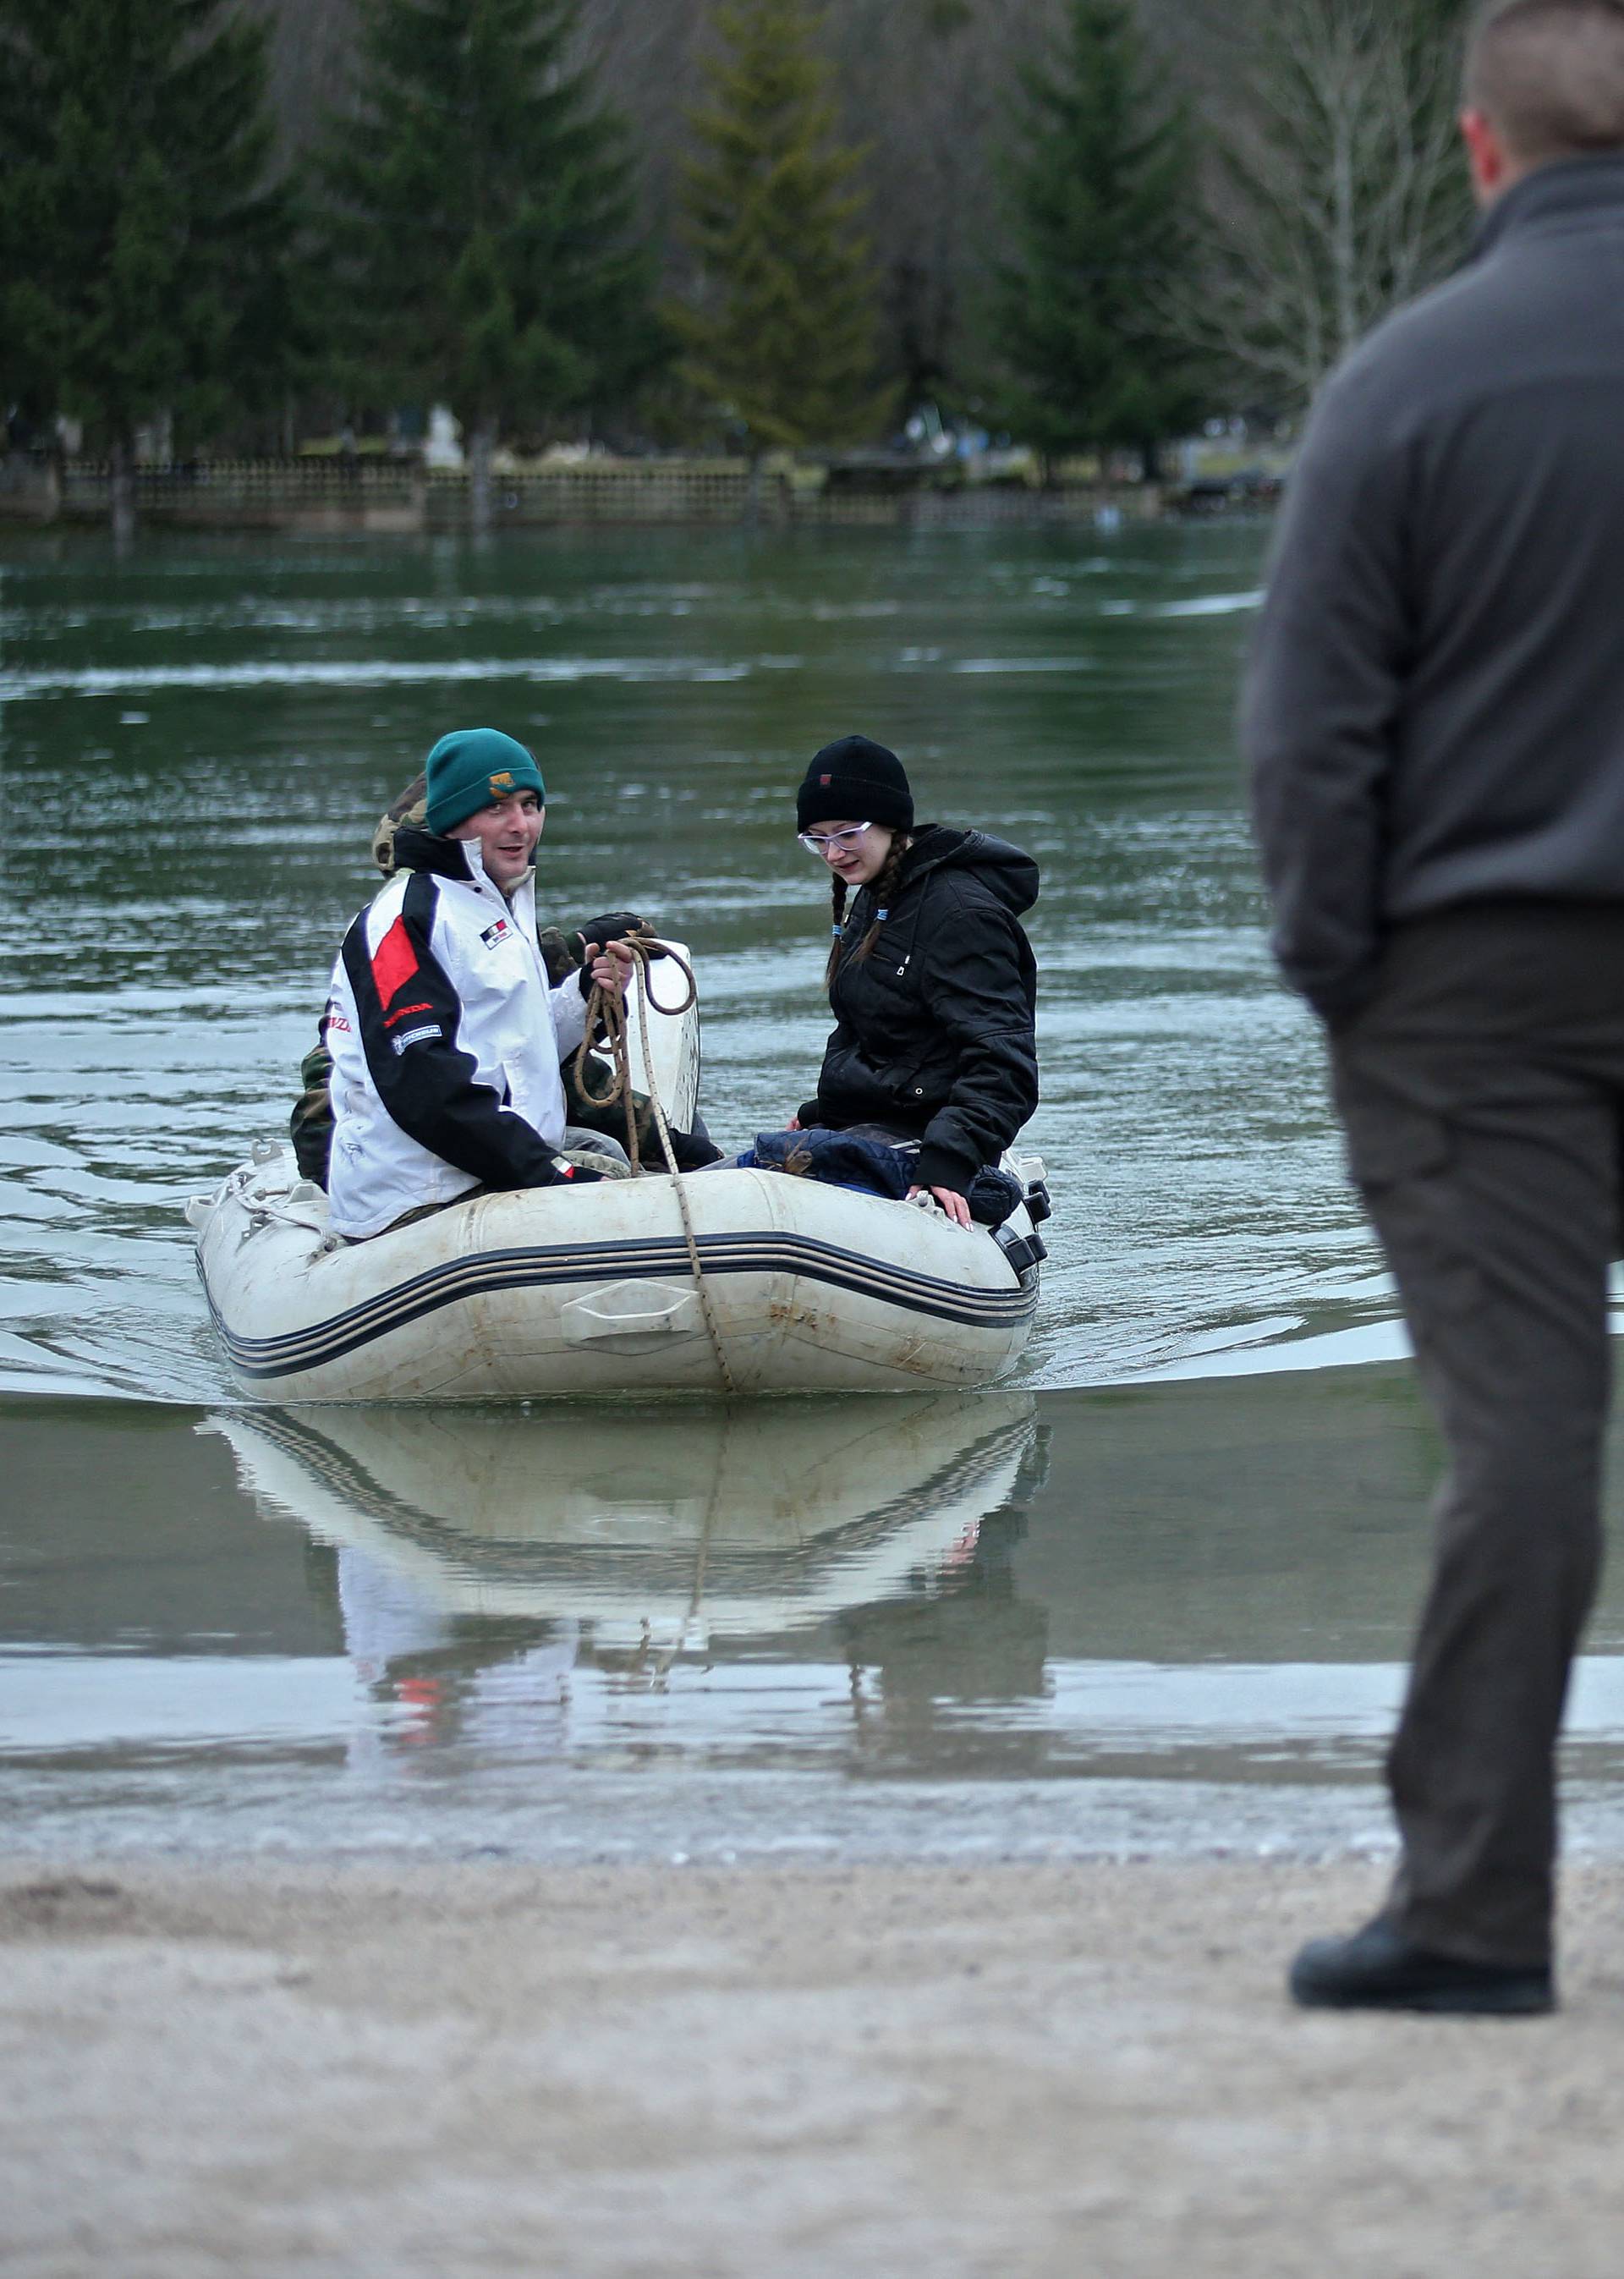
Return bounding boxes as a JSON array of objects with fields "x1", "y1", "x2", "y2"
[
  {"x1": 577, "y1": 912, "x2": 666, "y2": 955},
  {"x1": 548, "y1": 1158, "x2": 603, "y2": 1186}
]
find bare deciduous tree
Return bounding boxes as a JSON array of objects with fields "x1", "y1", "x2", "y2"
[{"x1": 1193, "y1": 0, "x2": 1471, "y2": 408}]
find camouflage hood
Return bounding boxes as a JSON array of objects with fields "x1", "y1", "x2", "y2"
[{"x1": 370, "y1": 773, "x2": 430, "y2": 876}]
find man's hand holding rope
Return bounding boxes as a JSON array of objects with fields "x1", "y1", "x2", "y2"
[{"x1": 583, "y1": 937, "x2": 636, "y2": 1000}]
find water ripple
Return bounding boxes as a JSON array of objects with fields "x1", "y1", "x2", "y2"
[{"x1": 1, "y1": 655, "x2": 801, "y2": 699}]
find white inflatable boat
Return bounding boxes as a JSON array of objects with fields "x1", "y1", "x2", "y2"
[{"x1": 189, "y1": 944, "x2": 1047, "y2": 1401}]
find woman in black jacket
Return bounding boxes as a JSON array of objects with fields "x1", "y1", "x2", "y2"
[{"x1": 790, "y1": 735, "x2": 1039, "y2": 1227}]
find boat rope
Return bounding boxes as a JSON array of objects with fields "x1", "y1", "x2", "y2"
[
  {"x1": 650, "y1": 1404, "x2": 733, "y2": 1682},
  {"x1": 573, "y1": 932, "x2": 738, "y2": 1395}
]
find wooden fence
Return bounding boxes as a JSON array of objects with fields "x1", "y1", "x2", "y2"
[
  {"x1": 434, "y1": 461, "x2": 755, "y2": 527},
  {"x1": 59, "y1": 456, "x2": 424, "y2": 530},
  {"x1": 2, "y1": 455, "x2": 1168, "y2": 531}
]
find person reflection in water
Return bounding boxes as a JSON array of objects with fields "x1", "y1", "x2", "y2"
[
  {"x1": 776, "y1": 736, "x2": 1040, "y2": 1228},
  {"x1": 332, "y1": 1529, "x2": 581, "y2": 1766},
  {"x1": 841, "y1": 1447, "x2": 1051, "y2": 1776}
]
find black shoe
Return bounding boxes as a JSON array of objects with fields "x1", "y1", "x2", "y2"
[{"x1": 1289, "y1": 1919, "x2": 1554, "y2": 2016}]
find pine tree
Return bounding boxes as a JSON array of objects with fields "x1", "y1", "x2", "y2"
[
  {"x1": 0, "y1": 0, "x2": 294, "y2": 546},
  {"x1": 0, "y1": 11, "x2": 52, "y2": 429},
  {"x1": 674, "y1": 0, "x2": 893, "y2": 454},
  {"x1": 990, "y1": 0, "x2": 1207, "y2": 481},
  {"x1": 321, "y1": 0, "x2": 656, "y2": 531}
]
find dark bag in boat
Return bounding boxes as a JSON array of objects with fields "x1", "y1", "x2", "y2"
[
  {"x1": 741, "y1": 1129, "x2": 1023, "y2": 1228},
  {"x1": 743, "y1": 1128, "x2": 912, "y2": 1198}
]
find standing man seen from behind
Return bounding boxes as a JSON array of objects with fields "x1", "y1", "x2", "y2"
[{"x1": 1244, "y1": 0, "x2": 1624, "y2": 2016}]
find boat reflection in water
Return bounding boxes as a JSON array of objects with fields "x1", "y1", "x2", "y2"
[{"x1": 206, "y1": 1395, "x2": 1047, "y2": 1767}]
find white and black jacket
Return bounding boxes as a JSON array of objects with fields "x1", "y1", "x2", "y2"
[{"x1": 324, "y1": 827, "x2": 590, "y2": 1239}]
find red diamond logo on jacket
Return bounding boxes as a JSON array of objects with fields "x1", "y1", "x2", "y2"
[{"x1": 371, "y1": 915, "x2": 420, "y2": 1004}]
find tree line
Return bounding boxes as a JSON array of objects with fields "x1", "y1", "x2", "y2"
[{"x1": 0, "y1": 0, "x2": 1473, "y2": 541}]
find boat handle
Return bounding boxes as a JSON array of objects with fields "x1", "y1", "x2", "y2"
[{"x1": 561, "y1": 1280, "x2": 700, "y2": 1343}]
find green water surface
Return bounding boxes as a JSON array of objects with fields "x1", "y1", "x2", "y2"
[
  {"x1": 1, "y1": 519, "x2": 1385, "y2": 1400},
  {"x1": 9, "y1": 529, "x2": 1624, "y2": 1853}
]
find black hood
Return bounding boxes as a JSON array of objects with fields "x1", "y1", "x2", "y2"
[
  {"x1": 809, "y1": 819, "x2": 1040, "y2": 1187},
  {"x1": 390, "y1": 822, "x2": 507, "y2": 887},
  {"x1": 900, "y1": 825, "x2": 1040, "y2": 917}
]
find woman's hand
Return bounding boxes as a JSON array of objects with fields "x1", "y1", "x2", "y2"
[
  {"x1": 908, "y1": 1183, "x2": 973, "y2": 1228},
  {"x1": 584, "y1": 939, "x2": 636, "y2": 997},
  {"x1": 785, "y1": 1114, "x2": 803, "y2": 1131}
]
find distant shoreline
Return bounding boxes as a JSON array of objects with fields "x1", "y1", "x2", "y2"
[{"x1": 0, "y1": 454, "x2": 1272, "y2": 538}]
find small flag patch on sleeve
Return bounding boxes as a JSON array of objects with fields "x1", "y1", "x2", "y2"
[{"x1": 371, "y1": 914, "x2": 420, "y2": 1005}]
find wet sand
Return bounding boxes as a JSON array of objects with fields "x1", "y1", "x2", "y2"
[{"x1": 5, "y1": 1853, "x2": 1624, "y2": 2276}]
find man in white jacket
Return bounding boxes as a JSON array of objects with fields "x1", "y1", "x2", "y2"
[{"x1": 325, "y1": 728, "x2": 634, "y2": 1242}]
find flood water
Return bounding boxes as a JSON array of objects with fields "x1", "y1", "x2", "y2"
[
  {"x1": 5, "y1": 524, "x2": 1622, "y2": 1861},
  {"x1": 8, "y1": 1370, "x2": 1624, "y2": 1860},
  {"x1": 2, "y1": 519, "x2": 1390, "y2": 1401}
]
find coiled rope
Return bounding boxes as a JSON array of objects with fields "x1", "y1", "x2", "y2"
[{"x1": 573, "y1": 932, "x2": 738, "y2": 1394}]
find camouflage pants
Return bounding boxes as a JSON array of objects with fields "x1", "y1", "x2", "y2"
[{"x1": 562, "y1": 1053, "x2": 669, "y2": 1167}]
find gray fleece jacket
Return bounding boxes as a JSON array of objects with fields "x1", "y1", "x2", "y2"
[{"x1": 1243, "y1": 155, "x2": 1624, "y2": 1024}]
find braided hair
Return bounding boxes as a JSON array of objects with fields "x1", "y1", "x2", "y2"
[{"x1": 825, "y1": 832, "x2": 911, "y2": 989}]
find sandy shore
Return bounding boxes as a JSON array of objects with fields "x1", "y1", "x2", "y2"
[{"x1": 4, "y1": 1855, "x2": 1624, "y2": 2276}]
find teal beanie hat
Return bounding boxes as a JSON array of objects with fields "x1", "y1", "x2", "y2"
[{"x1": 423, "y1": 728, "x2": 545, "y2": 835}]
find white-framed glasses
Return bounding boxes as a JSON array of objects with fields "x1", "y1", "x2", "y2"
[{"x1": 798, "y1": 822, "x2": 872, "y2": 856}]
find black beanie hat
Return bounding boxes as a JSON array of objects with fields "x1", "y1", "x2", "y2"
[{"x1": 796, "y1": 735, "x2": 914, "y2": 833}]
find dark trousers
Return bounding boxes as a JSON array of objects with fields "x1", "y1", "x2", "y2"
[{"x1": 1330, "y1": 903, "x2": 1624, "y2": 1967}]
